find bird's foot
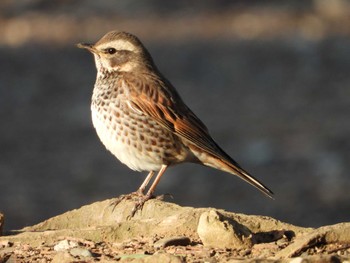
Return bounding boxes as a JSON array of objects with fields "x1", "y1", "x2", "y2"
[
  {"x1": 128, "y1": 193, "x2": 154, "y2": 218},
  {"x1": 110, "y1": 191, "x2": 144, "y2": 211},
  {"x1": 110, "y1": 191, "x2": 158, "y2": 218},
  {"x1": 110, "y1": 191, "x2": 173, "y2": 218}
]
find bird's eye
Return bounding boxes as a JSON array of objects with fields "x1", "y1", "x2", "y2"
[{"x1": 106, "y1": 48, "x2": 116, "y2": 54}]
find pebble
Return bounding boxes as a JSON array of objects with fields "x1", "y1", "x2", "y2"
[
  {"x1": 3, "y1": 254, "x2": 17, "y2": 263},
  {"x1": 0, "y1": 240, "x2": 12, "y2": 248},
  {"x1": 288, "y1": 258, "x2": 304, "y2": 263},
  {"x1": 69, "y1": 247, "x2": 93, "y2": 257},
  {"x1": 53, "y1": 240, "x2": 78, "y2": 251},
  {"x1": 197, "y1": 210, "x2": 251, "y2": 249},
  {"x1": 154, "y1": 236, "x2": 190, "y2": 248},
  {"x1": 52, "y1": 252, "x2": 75, "y2": 263}
]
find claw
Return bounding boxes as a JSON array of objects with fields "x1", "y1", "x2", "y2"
[
  {"x1": 128, "y1": 193, "x2": 153, "y2": 218},
  {"x1": 110, "y1": 192, "x2": 156, "y2": 218},
  {"x1": 110, "y1": 191, "x2": 143, "y2": 212}
]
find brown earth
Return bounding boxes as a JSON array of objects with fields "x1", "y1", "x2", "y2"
[{"x1": 1, "y1": 199, "x2": 349, "y2": 262}]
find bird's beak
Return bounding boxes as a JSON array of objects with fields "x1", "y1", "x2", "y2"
[{"x1": 77, "y1": 43, "x2": 97, "y2": 54}]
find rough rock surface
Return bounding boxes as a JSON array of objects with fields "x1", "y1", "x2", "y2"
[{"x1": 0, "y1": 199, "x2": 349, "y2": 262}]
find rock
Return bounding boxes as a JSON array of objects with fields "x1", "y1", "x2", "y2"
[
  {"x1": 69, "y1": 247, "x2": 93, "y2": 257},
  {"x1": 154, "y1": 236, "x2": 191, "y2": 248},
  {"x1": 274, "y1": 223, "x2": 350, "y2": 259},
  {"x1": 53, "y1": 240, "x2": 78, "y2": 251},
  {"x1": 197, "y1": 210, "x2": 252, "y2": 249},
  {"x1": 119, "y1": 253, "x2": 184, "y2": 263},
  {"x1": 1, "y1": 199, "x2": 349, "y2": 262},
  {"x1": 3, "y1": 254, "x2": 16, "y2": 263},
  {"x1": 0, "y1": 240, "x2": 12, "y2": 248},
  {"x1": 288, "y1": 255, "x2": 347, "y2": 263},
  {"x1": 51, "y1": 252, "x2": 76, "y2": 263}
]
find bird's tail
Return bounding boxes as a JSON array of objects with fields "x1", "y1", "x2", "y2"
[
  {"x1": 214, "y1": 156, "x2": 274, "y2": 199},
  {"x1": 192, "y1": 146, "x2": 274, "y2": 198}
]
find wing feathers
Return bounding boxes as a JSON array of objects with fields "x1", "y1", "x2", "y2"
[{"x1": 123, "y1": 73, "x2": 273, "y2": 197}]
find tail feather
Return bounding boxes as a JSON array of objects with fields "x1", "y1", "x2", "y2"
[
  {"x1": 190, "y1": 144, "x2": 274, "y2": 198},
  {"x1": 218, "y1": 157, "x2": 274, "y2": 199}
]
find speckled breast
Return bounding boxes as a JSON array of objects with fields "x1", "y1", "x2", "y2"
[{"x1": 90, "y1": 79, "x2": 189, "y2": 172}]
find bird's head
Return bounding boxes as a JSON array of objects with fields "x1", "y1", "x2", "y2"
[{"x1": 78, "y1": 31, "x2": 154, "y2": 74}]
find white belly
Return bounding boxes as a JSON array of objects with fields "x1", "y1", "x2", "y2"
[{"x1": 91, "y1": 109, "x2": 164, "y2": 172}]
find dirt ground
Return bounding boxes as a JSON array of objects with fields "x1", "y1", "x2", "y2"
[
  {"x1": 1, "y1": 1, "x2": 350, "y2": 231},
  {"x1": 1, "y1": 199, "x2": 350, "y2": 262}
]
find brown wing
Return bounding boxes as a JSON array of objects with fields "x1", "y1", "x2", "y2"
[
  {"x1": 123, "y1": 73, "x2": 222, "y2": 158},
  {"x1": 123, "y1": 72, "x2": 274, "y2": 198}
]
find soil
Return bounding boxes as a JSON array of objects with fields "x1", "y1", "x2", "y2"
[
  {"x1": 1, "y1": 199, "x2": 349, "y2": 262},
  {"x1": 1, "y1": 0, "x2": 350, "y2": 232}
]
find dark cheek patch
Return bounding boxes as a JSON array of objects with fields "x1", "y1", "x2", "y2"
[
  {"x1": 109, "y1": 53, "x2": 129, "y2": 68},
  {"x1": 108, "y1": 57, "x2": 118, "y2": 68}
]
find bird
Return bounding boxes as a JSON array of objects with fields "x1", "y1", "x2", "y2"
[{"x1": 77, "y1": 31, "x2": 273, "y2": 214}]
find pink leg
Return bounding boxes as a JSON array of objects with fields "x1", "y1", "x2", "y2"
[
  {"x1": 146, "y1": 165, "x2": 168, "y2": 197},
  {"x1": 137, "y1": 171, "x2": 155, "y2": 194}
]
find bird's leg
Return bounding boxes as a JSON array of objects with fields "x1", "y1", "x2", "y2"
[
  {"x1": 145, "y1": 164, "x2": 168, "y2": 197},
  {"x1": 111, "y1": 166, "x2": 169, "y2": 217},
  {"x1": 129, "y1": 165, "x2": 168, "y2": 217},
  {"x1": 110, "y1": 170, "x2": 155, "y2": 210},
  {"x1": 136, "y1": 170, "x2": 155, "y2": 194}
]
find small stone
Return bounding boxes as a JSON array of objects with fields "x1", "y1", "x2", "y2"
[
  {"x1": 197, "y1": 210, "x2": 252, "y2": 249},
  {"x1": 52, "y1": 252, "x2": 76, "y2": 263},
  {"x1": 70, "y1": 247, "x2": 93, "y2": 257},
  {"x1": 154, "y1": 236, "x2": 191, "y2": 248},
  {"x1": 54, "y1": 240, "x2": 78, "y2": 251},
  {"x1": 4, "y1": 254, "x2": 17, "y2": 263},
  {"x1": 288, "y1": 257, "x2": 304, "y2": 263},
  {"x1": 0, "y1": 240, "x2": 12, "y2": 248},
  {"x1": 144, "y1": 253, "x2": 183, "y2": 263}
]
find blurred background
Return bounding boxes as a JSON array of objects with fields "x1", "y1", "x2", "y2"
[{"x1": 1, "y1": 0, "x2": 349, "y2": 231}]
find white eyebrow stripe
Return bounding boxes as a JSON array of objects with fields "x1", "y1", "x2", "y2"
[{"x1": 98, "y1": 40, "x2": 137, "y2": 52}]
